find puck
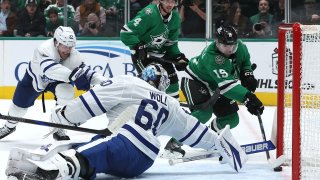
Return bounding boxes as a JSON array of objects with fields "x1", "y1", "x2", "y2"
[{"x1": 274, "y1": 166, "x2": 283, "y2": 172}]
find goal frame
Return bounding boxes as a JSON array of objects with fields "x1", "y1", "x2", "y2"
[{"x1": 277, "y1": 23, "x2": 302, "y2": 180}]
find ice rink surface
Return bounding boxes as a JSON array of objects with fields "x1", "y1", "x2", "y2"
[{"x1": 0, "y1": 99, "x2": 291, "y2": 179}]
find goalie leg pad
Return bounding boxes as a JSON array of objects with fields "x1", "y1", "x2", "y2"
[
  {"x1": 214, "y1": 125, "x2": 248, "y2": 172},
  {"x1": 6, "y1": 148, "x2": 38, "y2": 176},
  {"x1": 28, "y1": 149, "x2": 81, "y2": 179}
]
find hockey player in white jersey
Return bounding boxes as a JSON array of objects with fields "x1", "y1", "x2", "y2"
[
  {"x1": 0, "y1": 26, "x2": 106, "y2": 140},
  {"x1": 5, "y1": 64, "x2": 248, "y2": 179}
]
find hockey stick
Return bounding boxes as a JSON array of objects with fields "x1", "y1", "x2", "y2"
[
  {"x1": 256, "y1": 112, "x2": 286, "y2": 169},
  {"x1": 168, "y1": 140, "x2": 277, "y2": 166},
  {"x1": 0, "y1": 113, "x2": 112, "y2": 136},
  {"x1": 147, "y1": 55, "x2": 181, "y2": 65},
  {"x1": 180, "y1": 88, "x2": 220, "y2": 110}
]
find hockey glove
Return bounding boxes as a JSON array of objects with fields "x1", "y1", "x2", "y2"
[
  {"x1": 240, "y1": 67, "x2": 258, "y2": 92},
  {"x1": 69, "y1": 63, "x2": 91, "y2": 91},
  {"x1": 132, "y1": 42, "x2": 147, "y2": 62},
  {"x1": 174, "y1": 53, "x2": 189, "y2": 71},
  {"x1": 243, "y1": 92, "x2": 264, "y2": 116}
]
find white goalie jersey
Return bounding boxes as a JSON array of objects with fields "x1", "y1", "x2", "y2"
[{"x1": 62, "y1": 75, "x2": 218, "y2": 160}]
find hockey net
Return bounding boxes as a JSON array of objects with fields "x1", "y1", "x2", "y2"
[{"x1": 277, "y1": 23, "x2": 320, "y2": 180}]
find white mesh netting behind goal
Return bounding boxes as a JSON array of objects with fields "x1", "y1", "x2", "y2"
[{"x1": 278, "y1": 24, "x2": 320, "y2": 180}]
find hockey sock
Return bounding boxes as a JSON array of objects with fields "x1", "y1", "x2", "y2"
[
  {"x1": 216, "y1": 113, "x2": 239, "y2": 129},
  {"x1": 191, "y1": 107, "x2": 213, "y2": 124}
]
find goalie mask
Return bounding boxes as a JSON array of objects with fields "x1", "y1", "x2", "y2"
[
  {"x1": 141, "y1": 64, "x2": 170, "y2": 92},
  {"x1": 215, "y1": 26, "x2": 238, "y2": 55}
]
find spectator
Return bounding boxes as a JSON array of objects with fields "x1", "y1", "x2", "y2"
[
  {"x1": 214, "y1": 0, "x2": 231, "y2": 29},
  {"x1": 76, "y1": 12, "x2": 105, "y2": 36},
  {"x1": 130, "y1": 0, "x2": 142, "y2": 17},
  {"x1": 74, "y1": 0, "x2": 106, "y2": 32},
  {"x1": 218, "y1": 2, "x2": 251, "y2": 38},
  {"x1": 15, "y1": 0, "x2": 46, "y2": 37},
  {"x1": 249, "y1": 0, "x2": 274, "y2": 38},
  {"x1": 179, "y1": 0, "x2": 206, "y2": 38},
  {"x1": 295, "y1": 0, "x2": 320, "y2": 24},
  {"x1": 0, "y1": 0, "x2": 16, "y2": 36},
  {"x1": 102, "y1": 0, "x2": 124, "y2": 36},
  {"x1": 44, "y1": 0, "x2": 75, "y2": 26},
  {"x1": 45, "y1": 7, "x2": 63, "y2": 36}
]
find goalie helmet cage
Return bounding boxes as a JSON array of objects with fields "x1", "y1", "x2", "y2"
[{"x1": 277, "y1": 23, "x2": 320, "y2": 180}]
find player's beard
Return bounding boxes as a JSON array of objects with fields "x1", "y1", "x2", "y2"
[{"x1": 59, "y1": 52, "x2": 70, "y2": 60}]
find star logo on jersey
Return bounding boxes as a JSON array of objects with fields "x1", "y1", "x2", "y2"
[
  {"x1": 149, "y1": 33, "x2": 167, "y2": 49},
  {"x1": 144, "y1": 8, "x2": 153, "y2": 15},
  {"x1": 215, "y1": 55, "x2": 225, "y2": 65}
]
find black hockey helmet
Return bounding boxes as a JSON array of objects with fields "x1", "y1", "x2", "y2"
[
  {"x1": 215, "y1": 25, "x2": 238, "y2": 45},
  {"x1": 141, "y1": 63, "x2": 170, "y2": 92}
]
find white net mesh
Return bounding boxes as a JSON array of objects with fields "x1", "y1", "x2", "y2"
[{"x1": 282, "y1": 25, "x2": 320, "y2": 179}]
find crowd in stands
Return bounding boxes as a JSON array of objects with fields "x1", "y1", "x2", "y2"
[{"x1": 0, "y1": 0, "x2": 319, "y2": 38}]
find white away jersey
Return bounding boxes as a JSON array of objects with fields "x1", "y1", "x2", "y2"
[
  {"x1": 63, "y1": 75, "x2": 217, "y2": 160},
  {"x1": 27, "y1": 38, "x2": 83, "y2": 91}
]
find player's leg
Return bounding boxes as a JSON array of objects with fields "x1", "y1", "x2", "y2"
[
  {"x1": 47, "y1": 82, "x2": 75, "y2": 140},
  {"x1": 76, "y1": 134, "x2": 154, "y2": 178},
  {"x1": 0, "y1": 72, "x2": 40, "y2": 139},
  {"x1": 7, "y1": 134, "x2": 154, "y2": 179},
  {"x1": 210, "y1": 96, "x2": 239, "y2": 163}
]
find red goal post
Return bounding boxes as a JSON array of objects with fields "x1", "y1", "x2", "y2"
[{"x1": 277, "y1": 23, "x2": 320, "y2": 180}]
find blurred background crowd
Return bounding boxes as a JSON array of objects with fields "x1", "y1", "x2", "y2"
[{"x1": 0, "y1": 0, "x2": 319, "y2": 38}]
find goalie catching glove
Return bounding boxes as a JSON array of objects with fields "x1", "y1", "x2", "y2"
[
  {"x1": 240, "y1": 64, "x2": 258, "y2": 92},
  {"x1": 69, "y1": 63, "x2": 95, "y2": 91},
  {"x1": 243, "y1": 92, "x2": 264, "y2": 116}
]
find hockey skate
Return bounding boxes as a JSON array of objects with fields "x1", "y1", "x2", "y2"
[
  {"x1": 161, "y1": 138, "x2": 185, "y2": 159},
  {"x1": 53, "y1": 129, "x2": 70, "y2": 141},
  {"x1": 0, "y1": 125, "x2": 16, "y2": 139}
]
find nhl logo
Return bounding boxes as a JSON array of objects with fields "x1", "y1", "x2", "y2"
[{"x1": 215, "y1": 55, "x2": 225, "y2": 65}]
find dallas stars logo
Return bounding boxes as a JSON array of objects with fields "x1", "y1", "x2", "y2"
[{"x1": 149, "y1": 33, "x2": 167, "y2": 49}]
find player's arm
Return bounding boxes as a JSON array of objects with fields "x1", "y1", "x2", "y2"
[
  {"x1": 238, "y1": 41, "x2": 258, "y2": 92},
  {"x1": 50, "y1": 79, "x2": 128, "y2": 126}
]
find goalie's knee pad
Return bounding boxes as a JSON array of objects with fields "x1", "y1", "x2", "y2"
[{"x1": 55, "y1": 83, "x2": 75, "y2": 106}]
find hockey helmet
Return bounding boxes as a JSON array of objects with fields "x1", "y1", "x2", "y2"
[
  {"x1": 215, "y1": 25, "x2": 238, "y2": 45},
  {"x1": 141, "y1": 63, "x2": 170, "y2": 92},
  {"x1": 54, "y1": 26, "x2": 76, "y2": 47}
]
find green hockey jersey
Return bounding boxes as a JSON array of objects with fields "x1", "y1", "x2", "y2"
[
  {"x1": 120, "y1": 4, "x2": 181, "y2": 56},
  {"x1": 188, "y1": 40, "x2": 253, "y2": 102}
]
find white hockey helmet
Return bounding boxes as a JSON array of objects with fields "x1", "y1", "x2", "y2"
[
  {"x1": 54, "y1": 26, "x2": 76, "y2": 47},
  {"x1": 141, "y1": 63, "x2": 170, "y2": 92}
]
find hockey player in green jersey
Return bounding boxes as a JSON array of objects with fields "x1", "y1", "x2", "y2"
[
  {"x1": 182, "y1": 25, "x2": 264, "y2": 132},
  {"x1": 120, "y1": 0, "x2": 189, "y2": 157},
  {"x1": 120, "y1": 0, "x2": 188, "y2": 101}
]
